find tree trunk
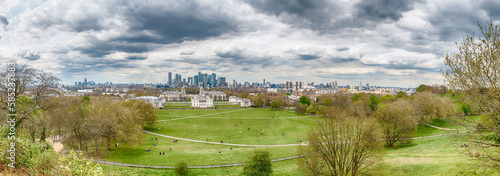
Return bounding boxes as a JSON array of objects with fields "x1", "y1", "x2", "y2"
[
  {"x1": 106, "y1": 137, "x2": 111, "y2": 150},
  {"x1": 95, "y1": 138, "x2": 99, "y2": 155}
]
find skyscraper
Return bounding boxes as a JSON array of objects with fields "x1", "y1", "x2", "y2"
[
  {"x1": 168, "y1": 72, "x2": 172, "y2": 86},
  {"x1": 359, "y1": 82, "x2": 362, "y2": 91},
  {"x1": 211, "y1": 73, "x2": 216, "y2": 87},
  {"x1": 194, "y1": 75, "x2": 199, "y2": 85}
]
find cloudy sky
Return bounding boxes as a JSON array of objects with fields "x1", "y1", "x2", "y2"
[{"x1": 0, "y1": 0, "x2": 498, "y2": 87}]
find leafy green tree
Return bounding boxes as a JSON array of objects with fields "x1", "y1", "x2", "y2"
[
  {"x1": 322, "y1": 97, "x2": 333, "y2": 106},
  {"x1": 306, "y1": 104, "x2": 318, "y2": 115},
  {"x1": 299, "y1": 96, "x2": 311, "y2": 106},
  {"x1": 416, "y1": 84, "x2": 429, "y2": 92},
  {"x1": 395, "y1": 91, "x2": 408, "y2": 98},
  {"x1": 175, "y1": 162, "x2": 189, "y2": 176},
  {"x1": 380, "y1": 94, "x2": 395, "y2": 102},
  {"x1": 82, "y1": 96, "x2": 90, "y2": 102},
  {"x1": 295, "y1": 103, "x2": 307, "y2": 114},
  {"x1": 243, "y1": 150, "x2": 272, "y2": 176},
  {"x1": 368, "y1": 94, "x2": 381, "y2": 111},
  {"x1": 460, "y1": 103, "x2": 472, "y2": 116},
  {"x1": 443, "y1": 17, "x2": 500, "y2": 167},
  {"x1": 270, "y1": 97, "x2": 283, "y2": 110}
]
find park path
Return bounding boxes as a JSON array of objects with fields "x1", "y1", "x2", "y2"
[
  {"x1": 142, "y1": 130, "x2": 308, "y2": 147},
  {"x1": 92, "y1": 154, "x2": 304, "y2": 169},
  {"x1": 156, "y1": 108, "x2": 250, "y2": 122},
  {"x1": 423, "y1": 123, "x2": 462, "y2": 131}
]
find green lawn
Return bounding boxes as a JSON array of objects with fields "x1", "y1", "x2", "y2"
[
  {"x1": 99, "y1": 133, "x2": 300, "y2": 166},
  {"x1": 99, "y1": 108, "x2": 500, "y2": 175}
]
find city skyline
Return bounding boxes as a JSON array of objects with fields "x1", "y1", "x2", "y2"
[{"x1": 1, "y1": 1, "x2": 499, "y2": 87}]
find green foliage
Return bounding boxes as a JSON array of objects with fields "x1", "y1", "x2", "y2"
[
  {"x1": 285, "y1": 93, "x2": 291, "y2": 96},
  {"x1": 380, "y1": 94, "x2": 395, "y2": 102},
  {"x1": 270, "y1": 97, "x2": 283, "y2": 110},
  {"x1": 243, "y1": 150, "x2": 272, "y2": 176},
  {"x1": 82, "y1": 96, "x2": 90, "y2": 102},
  {"x1": 459, "y1": 103, "x2": 472, "y2": 116},
  {"x1": 306, "y1": 104, "x2": 318, "y2": 115},
  {"x1": 368, "y1": 94, "x2": 381, "y2": 111},
  {"x1": 40, "y1": 127, "x2": 46, "y2": 142},
  {"x1": 57, "y1": 151, "x2": 104, "y2": 176},
  {"x1": 351, "y1": 93, "x2": 365, "y2": 102},
  {"x1": 396, "y1": 91, "x2": 409, "y2": 98},
  {"x1": 416, "y1": 84, "x2": 429, "y2": 92},
  {"x1": 322, "y1": 97, "x2": 333, "y2": 106},
  {"x1": 294, "y1": 103, "x2": 307, "y2": 114},
  {"x1": 299, "y1": 96, "x2": 311, "y2": 106},
  {"x1": 175, "y1": 162, "x2": 189, "y2": 176}
]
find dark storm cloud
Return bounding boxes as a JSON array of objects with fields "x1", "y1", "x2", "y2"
[
  {"x1": 336, "y1": 47, "x2": 350, "y2": 51},
  {"x1": 0, "y1": 15, "x2": 8, "y2": 29},
  {"x1": 427, "y1": 3, "x2": 484, "y2": 42},
  {"x1": 74, "y1": 41, "x2": 152, "y2": 57},
  {"x1": 353, "y1": 0, "x2": 420, "y2": 22},
  {"x1": 244, "y1": 0, "x2": 340, "y2": 30},
  {"x1": 480, "y1": 0, "x2": 500, "y2": 19},
  {"x1": 216, "y1": 50, "x2": 273, "y2": 66},
  {"x1": 298, "y1": 54, "x2": 320, "y2": 60},
  {"x1": 126, "y1": 56, "x2": 147, "y2": 60},
  {"x1": 58, "y1": 57, "x2": 134, "y2": 74}
]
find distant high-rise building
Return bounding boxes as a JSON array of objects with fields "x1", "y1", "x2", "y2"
[
  {"x1": 218, "y1": 77, "x2": 226, "y2": 87},
  {"x1": 263, "y1": 79, "x2": 265, "y2": 85},
  {"x1": 168, "y1": 72, "x2": 172, "y2": 86},
  {"x1": 244, "y1": 82, "x2": 250, "y2": 87},
  {"x1": 194, "y1": 75, "x2": 199, "y2": 85},
  {"x1": 359, "y1": 82, "x2": 362, "y2": 91},
  {"x1": 211, "y1": 73, "x2": 216, "y2": 87},
  {"x1": 84, "y1": 78, "x2": 87, "y2": 86},
  {"x1": 300, "y1": 82, "x2": 302, "y2": 89},
  {"x1": 174, "y1": 73, "x2": 179, "y2": 85},
  {"x1": 366, "y1": 83, "x2": 369, "y2": 90},
  {"x1": 286, "y1": 81, "x2": 289, "y2": 89}
]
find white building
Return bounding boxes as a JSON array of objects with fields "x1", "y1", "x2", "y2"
[
  {"x1": 229, "y1": 96, "x2": 252, "y2": 107},
  {"x1": 191, "y1": 96, "x2": 213, "y2": 108},
  {"x1": 199, "y1": 87, "x2": 226, "y2": 101},
  {"x1": 127, "y1": 96, "x2": 164, "y2": 108}
]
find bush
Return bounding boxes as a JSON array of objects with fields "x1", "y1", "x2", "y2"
[
  {"x1": 243, "y1": 150, "x2": 272, "y2": 176},
  {"x1": 175, "y1": 162, "x2": 189, "y2": 176}
]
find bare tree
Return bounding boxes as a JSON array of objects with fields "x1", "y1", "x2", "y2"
[
  {"x1": 304, "y1": 116, "x2": 383, "y2": 175},
  {"x1": 443, "y1": 17, "x2": 500, "y2": 168},
  {"x1": 0, "y1": 64, "x2": 60, "y2": 126}
]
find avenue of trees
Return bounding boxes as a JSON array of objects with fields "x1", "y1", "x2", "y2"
[{"x1": 443, "y1": 17, "x2": 500, "y2": 168}]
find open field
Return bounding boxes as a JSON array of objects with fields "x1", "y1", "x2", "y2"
[{"x1": 99, "y1": 108, "x2": 500, "y2": 175}]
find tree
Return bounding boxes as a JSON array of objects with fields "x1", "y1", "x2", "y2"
[
  {"x1": 295, "y1": 103, "x2": 307, "y2": 114},
  {"x1": 305, "y1": 116, "x2": 383, "y2": 175},
  {"x1": 60, "y1": 97, "x2": 94, "y2": 150},
  {"x1": 373, "y1": 99, "x2": 416, "y2": 147},
  {"x1": 395, "y1": 91, "x2": 408, "y2": 98},
  {"x1": 368, "y1": 94, "x2": 381, "y2": 111},
  {"x1": 306, "y1": 104, "x2": 318, "y2": 115},
  {"x1": 175, "y1": 162, "x2": 189, "y2": 176},
  {"x1": 92, "y1": 98, "x2": 142, "y2": 150},
  {"x1": 416, "y1": 84, "x2": 429, "y2": 92},
  {"x1": 443, "y1": 17, "x2": 500, "y2": 168},
  {"x1": 40, "y1": 126, "x2": 46, "y2": 142},
  {"x1": 243, "y1": 149, "x2": 272, "y2": 176},
  {"x1": 412, "y1": 91, "x2": 455, "y2": 124},
  {"x1": 322, "y1": 97, "x2": 333, "y2": 106},
  {"x1": 380, "y1": 94, "x2": 395, "y2": 103},
  {"x1": 297, "y1": 145, "x2": 326, "y2": 176},
  {"x1": 270, "y1": 97, "x2": 283, "y2": 110},
  {"x1": 123, "y1": 99, "x2": 158, "y2": 127},
  {"x1": 299, "y1": 96, "x2": 311, "y2": 106},
  {"x1": 0, "y1": 64, "x2": 60, "y2": 127}
]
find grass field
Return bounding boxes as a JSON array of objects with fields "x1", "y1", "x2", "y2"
[{"x1": 99, "y1": 108, "x2": 500, "y2": 175}]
